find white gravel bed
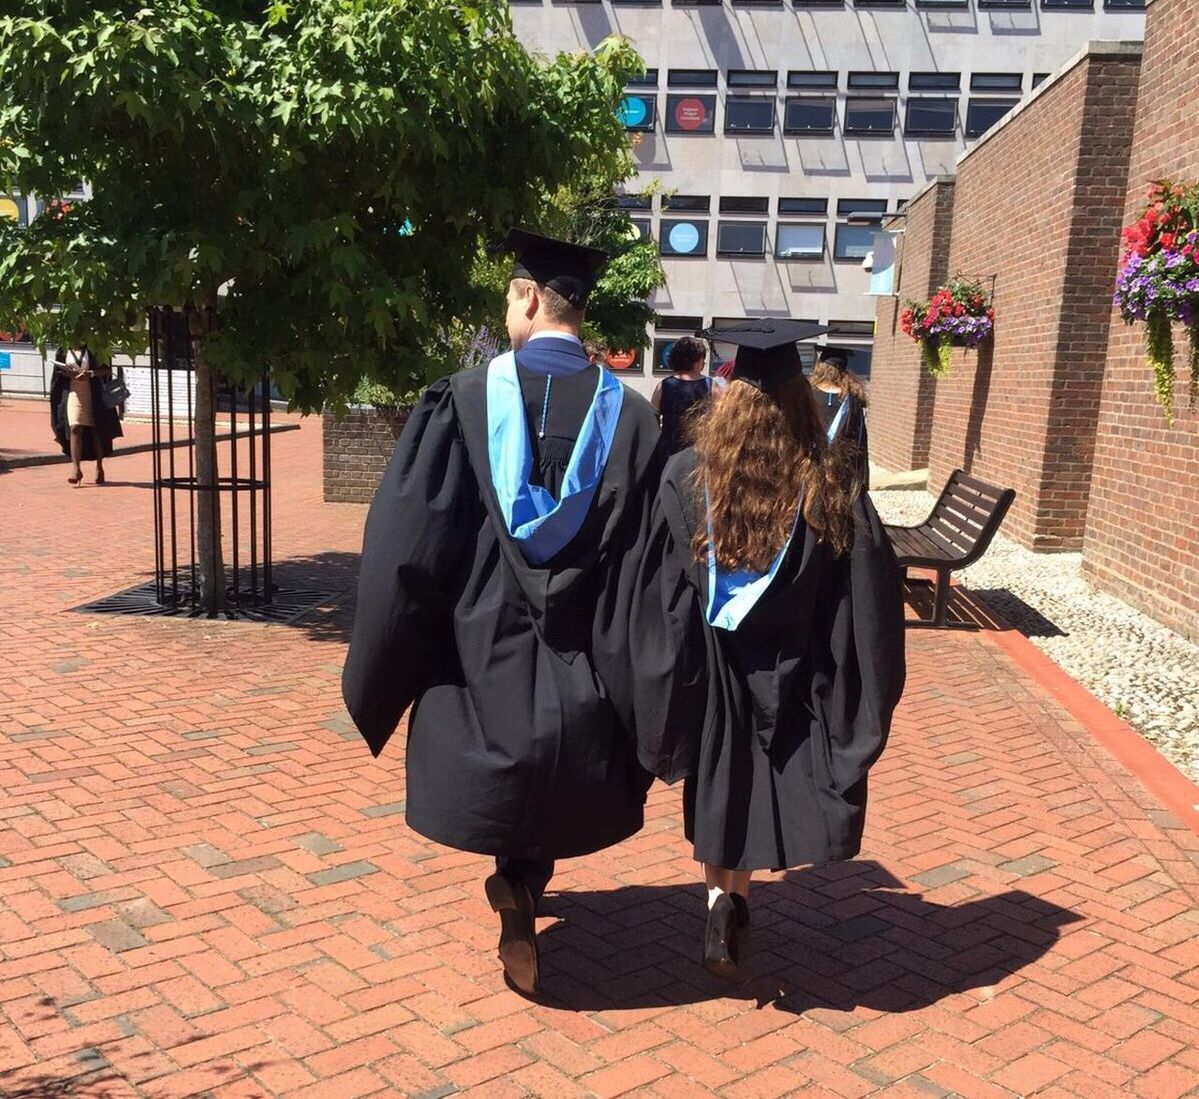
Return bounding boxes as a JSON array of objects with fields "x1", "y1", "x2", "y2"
[{"x1": 871, "y1": 487, "x2": 1199, "y2": 786}]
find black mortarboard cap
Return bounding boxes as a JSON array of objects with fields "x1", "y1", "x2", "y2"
[
  {"x1": 817, "y1": 344, "x2": 852, "y2": 365},
  {"x1": 697, "y1": 319, "x2": 829, "y2": 392},
  {"x1": 500, "y1": 227, "x2": 609, "y2": 309}
]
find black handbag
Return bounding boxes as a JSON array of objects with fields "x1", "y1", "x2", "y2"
[{"x1": 100, "y1": 366, "x2": 130, "y2": 410}]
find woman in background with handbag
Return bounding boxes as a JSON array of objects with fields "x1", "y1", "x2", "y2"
[{"x1": 49, "y1": 346, "x2": 125, "y2": 486}]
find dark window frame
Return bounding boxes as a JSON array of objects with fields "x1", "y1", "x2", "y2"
[
  {"x1": 904, "y1": 97, "x2": 958, "y2": 137},
  {"x1": 655, "y1": 314, "x2": 705, "y2": 332},
  {"x1": 618, "y1": 93, "x2": 657, "y2": 132},
  {"x1": 727, "y1": 70, "x2": 779, "y2": 88},
  {"x1": 965, "y1": 97, "x2": 1019, "y2": 137},
  {"x1": 970, "y1": 72, "x2": 1023, "y2": 92},
  {"x1": 775, "y1": 222, "x2": 827, "y2": 261},
  {"x1": 612, "y1": 193, "x2": 653, "y2": 210},
  {"x1": 779, "y1": 197, "x2": 829, "y2": 215},
  {"x1": 719, "y1": 195, "x2": 771, "y2": 215},
  {"x1": 783, "y1": 96, "x2": 837, "y2": 135},
  {"x1": 667, "y1": 68, "x2": 719, "y2": 88},
  {"x1": 716, "y1": 221, "x2": 769, "y2": 258},
  {"x1": 847, "y1": 71, "x2": 900, "y2": 90},
  {"x1": 627, "y1": 69, "x2": 660, "y2": 88},
  {"x1": 909, "y1": 72, "x2": 962, "y2": 91},
  {"x1": 1041, "y1": 0, "x2": 1093, "y2": 7},
  {"x1": 837, "y1": 198, "x2": 888, "y2": 217},
  {"x1": 787, "y1": 71, "x2": 839, "y2": 89},
  {"x1": 833, "y1": 223, "x2": 881, "y2": 262},
  {"x1": 843, "y1": 97, "x2": 897, "y2": 135},
  {"x1": 659, "y1": 218, "x2": 711, "y2": 257},
  {"x1": 664, "y1": 93, "x2": 718, "y2": 133},
  {"x1": 724, "y1": 96, "x2": 777, "y2": 134},
  {"x1": 662, "y1": 194, "x2": 712, "y2": 213}
]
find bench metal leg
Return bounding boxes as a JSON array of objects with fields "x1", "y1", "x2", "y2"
[{"x1": 931, "y1": 569, "x2": 950, "y2": 627}]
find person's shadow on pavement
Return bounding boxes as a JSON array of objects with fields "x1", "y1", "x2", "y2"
[{"x1": 533, "y1": 860, "x2": 1083, "y2": 1014}]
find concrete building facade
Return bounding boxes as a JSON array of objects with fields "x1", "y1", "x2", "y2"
[{"x1": 511, "y1": 0, "x2": 1145, "y2": 394}]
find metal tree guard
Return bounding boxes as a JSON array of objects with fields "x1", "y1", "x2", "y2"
[{"x1": 149, "y1": 306, "x2": 273, "y2": 618}]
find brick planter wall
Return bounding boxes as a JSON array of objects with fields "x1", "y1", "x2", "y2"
[
  {"x1": 322, "y1": 406, "x2": 411, "y2": 504},
  {"x1": 1082, "y1": 0, "x2": 1199, "y2": 639},
  {"x1": 926, "y1": 45, "x2": 1141, "y2": 551},
  {"x1": 869, "y1": 177, "x2": 954, "y2": 473}
]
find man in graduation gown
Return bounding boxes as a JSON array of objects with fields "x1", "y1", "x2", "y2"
[{"x1": 342, "y1": 229, "x2": 663, "y2": 995}]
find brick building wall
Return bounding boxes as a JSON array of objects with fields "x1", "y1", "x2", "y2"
[
  {"x1": 1083, "y1": 0, "x2": 1199, "y2": 639},
  {"x1": 322, "y1": 407, "x2": 410, "y2": 504},
  {"x1": 927, "y1": 45, "x2": 1142, "y2": 551},
  {"x1": 869, "y1": 178, "x2": 954, "y2": 473}
]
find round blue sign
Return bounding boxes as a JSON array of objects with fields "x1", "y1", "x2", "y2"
[
  {"x1": 661, "y1": 340, "x2": 676, "y2": 368},
  {"x1": 668, "y1": 222, "x2": 701, "y2": 254},
  {"x1": 618, "y1": 95, "x2": 648, "y2": 128}
]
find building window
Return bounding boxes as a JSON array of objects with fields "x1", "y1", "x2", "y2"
[
  {"x1": 1031, "y1": 73, "x2": 1050, "y2": 88},
  {"x1": 854, "y1": 0, "x2": 905, "y2": 7},
  {"x1": 1041, "y1": 0, "x2": 1093, "y2": 6},
  {"x1": 618, "y1": 94, "x2": 656, "y2": 132},
  {"x1": 844, "y1": 98, "x2": 896, "y2": 135},
  {"x1": 631, "y1": 218, "x2": 651, "y2": 241},
  {"x1": 970, "y1": 73, "x2": 1023, "y2": 92},
  {"x1": 837, "y1": 198, "x2": 888, "y2": 218},
  {"x1": 909, "y1": 72, "x2": 961, "y2": 91},
  {"x1": 776, "y1": 223, "x2": 826, "y2": 260},
  {"x1": 724, "y1": 97, "x2": 776, "y2": 134},
  {"x1": 668, "y1": 69, "x2": 719, "y2": 88},
  {"x1": 613, "y1": 193, "x2": 653, "y2": 211},
  {"x1": 965, "y1": 98, "x2": 1018, "y2": 137},
  {"x1": 779, "y1": 197, "x2": 828, "y2": 215},
  {"x1": 834, "y1": 224, "x2": 879, "y2": 261},
  {"x1": 1104, "y1": 0, "x2": 1146, "y2": 7},
  {"x1": 784, "y1": 97, "x2": 836, "y2": 134},
  {"x1": 719, "y1": 196, "x2": 770, "y2": 214},
  {"x1": 916, "y1": 0, "x2": 969, "y2": 7},
  {"x1": 659, "y1": 219, "x2": 710, "y2": 257},
  {"x1": 905, "y1": 98, "x2": 957, "y2": 136},
  {"x1": 847, "y1": 72, "x2": 900, "y2": 91},
  {"x1": 787, "y1": 71, "x2": 838, "y2": 90},
  {"x1": 656, "y1": 315, "x2": 705, "y2": 332},
  {"x1": 978, "y1": 0, "x2": 1031, "y2": 6},
  {"x1": 662, "y1": 194, "x2": 711, "y2": 213},
  {"x1": 652, "y1": 338, "x2": 681, "y2": 374},
  {"x1": 716, "y1": 221, "x2": 768, "y2": 257},
  {"x1": 627, "y1": 69, "x2": 660, "y2": 88},
  {"x1": 665, "y1": 94, "x2": 717, "y2": 133},
  {"x1": 727, "y1": 70, "x2": 778, "y2": 89}
]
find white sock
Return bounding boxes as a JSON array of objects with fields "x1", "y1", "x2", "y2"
[{"x1": 707, "y1": 886, "x2": 724, "y2": 910}]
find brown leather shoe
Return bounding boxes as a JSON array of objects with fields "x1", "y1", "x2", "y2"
[{"x1": 484, "y1": 872, "x2": 539, "y2": 995}]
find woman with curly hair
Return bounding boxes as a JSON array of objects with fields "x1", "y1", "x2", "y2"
[
  {"x1": 632, "y1": 321, "x2": 905, "y2": 978},
  {"x1": 809, "y1": 345, "x2": 870, "y2": 488}
]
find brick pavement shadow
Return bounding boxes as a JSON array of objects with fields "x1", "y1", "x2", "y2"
[
  {"x1": 267, "y1": 549, "x2": 360, "y2": 642},
  {"x1": 536, "y1": 861, "x2": 1082, "y2": 1014},
  {"x1": 0, "y1": 997, "x2": 276, "y2": 1098}
]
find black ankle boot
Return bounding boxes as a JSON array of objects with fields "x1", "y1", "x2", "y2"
[{"x1": 704, "y1": 893, "x2": 740, "y2": 978}]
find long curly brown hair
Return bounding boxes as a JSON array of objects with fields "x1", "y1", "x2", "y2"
[
  {"x1": 689, "y1": 368, "x2": 858, "y2": 570},
  {"x1": 809, "y1": 360, "x2": 869, "y2": 407}
]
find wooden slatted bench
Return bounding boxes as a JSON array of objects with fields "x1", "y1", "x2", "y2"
[{"x1": 883, "y1": 469, "x2": 1016, "y2": 628}]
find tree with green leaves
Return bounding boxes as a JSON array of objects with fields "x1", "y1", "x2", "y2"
[{"x1": 0, "y1": 0, "x2": 645, "y2": 612}]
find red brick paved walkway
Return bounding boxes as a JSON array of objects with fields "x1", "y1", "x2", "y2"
[{"x1": 2, "y1": 417, "x2": 1198, "y2": 1098}]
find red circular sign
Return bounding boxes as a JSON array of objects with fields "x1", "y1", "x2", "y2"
[
  {"x1": 674, "y1": 97, "x2": 708, "y2": 131},
  {"x1": 606, "y1": 350, "x2": 637, "y2": 371}
]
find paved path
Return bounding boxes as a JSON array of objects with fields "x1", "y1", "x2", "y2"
[{"x1": 2, "y1": 417, "x2": 1197, "y2": 1098}]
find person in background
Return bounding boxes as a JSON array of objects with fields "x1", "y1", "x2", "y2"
[
  {"x1": 49, "y1": 347, "x2": 123, "y2": 486},
  {"x1": 651, "y1": 336, "x2": 720, "y2": 456},
  {"x1": 343, "y1": 229, "x2": 664, "y2": 997},
  {"x1": 632, "y1": 320, "x2": 905, "y2": 979},
  {"x1": 809, "y1": 345, "x2": 869, "y2": 488}
]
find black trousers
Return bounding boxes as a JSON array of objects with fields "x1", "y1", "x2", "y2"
[{"x1": 495, "y1": 857, "x2": 554, "y2": 906}]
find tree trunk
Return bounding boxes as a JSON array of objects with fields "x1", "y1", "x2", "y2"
[{"x1": 192, "y1": 325, "x2": 226, "y2": 614}]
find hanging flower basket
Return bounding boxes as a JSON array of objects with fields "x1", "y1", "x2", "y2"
[
  {"x1": 1114, "y1": 179, "x2": 1199, "y2": 426},
  {"x1": 900, "y1": 276, "x2": 994, "y2": 379}
]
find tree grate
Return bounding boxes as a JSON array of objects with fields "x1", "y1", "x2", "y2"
[{"x1": 72, "y1": 581, "x2": 342, "y2": 626}]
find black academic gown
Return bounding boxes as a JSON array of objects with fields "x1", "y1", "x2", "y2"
[
  {"x1": 50, "y1": 364, "x2": 123, "y2": 460},
  {"x1": 343, "y1": 340, "x2": 662, "y2": 861},
  {"x1": 633, "y1": 449, "x2": 906, "y2": 871}
]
